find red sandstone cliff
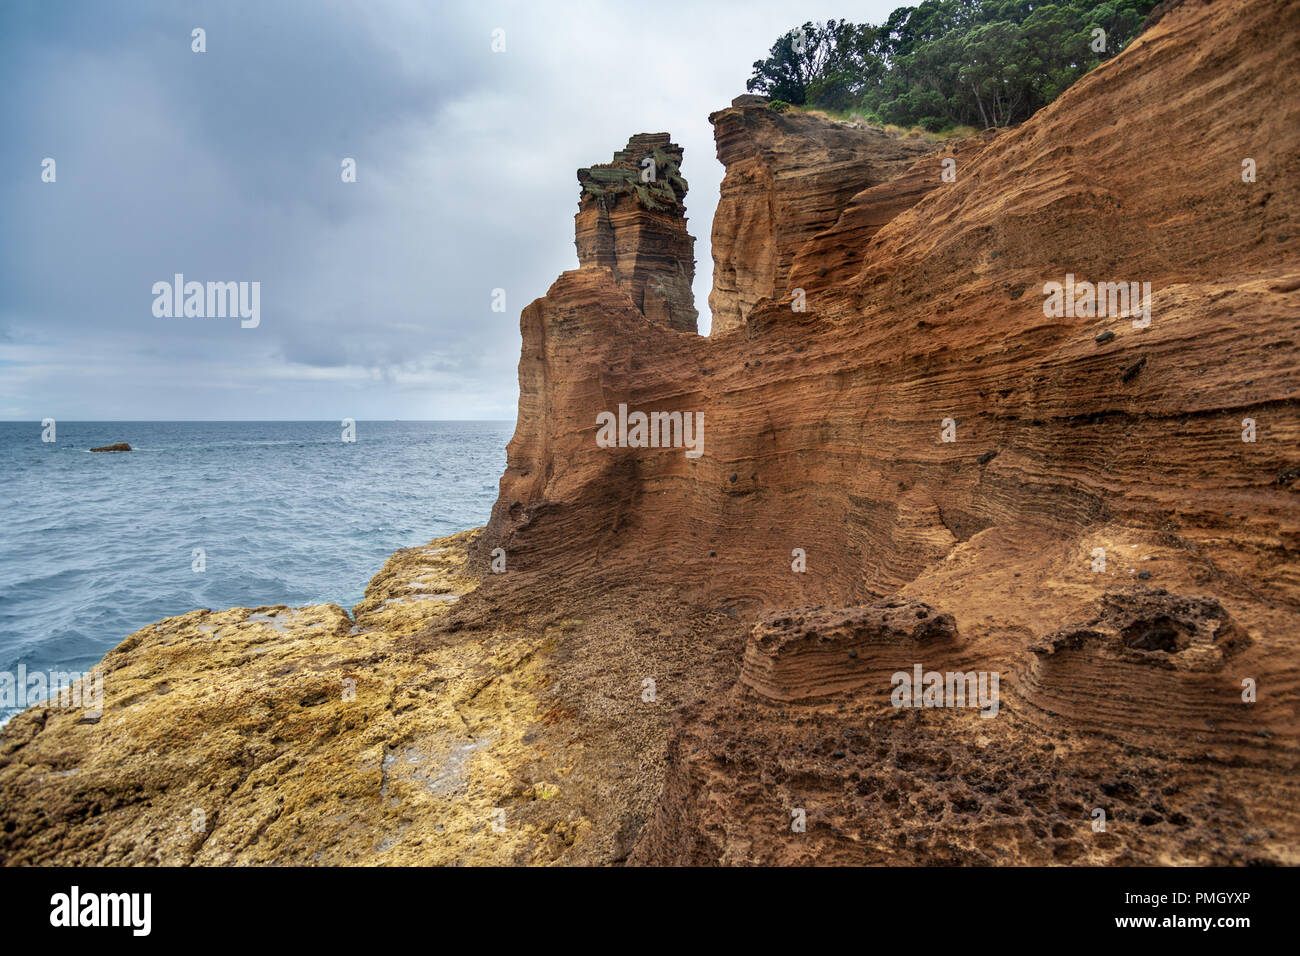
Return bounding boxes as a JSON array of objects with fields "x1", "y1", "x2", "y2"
[
  {"x1": 485, "y1": 0, "x2": 1300, "y2": 864},
  {"x1": 707, "y1": 98, "x2": 939, "y2": 334},
  {"x1": 575, "y1": 134, "x2": 698, "y2": 333}
]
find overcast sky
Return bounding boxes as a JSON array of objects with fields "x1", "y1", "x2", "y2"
[{"x1": 0, "y1": 1, "x2": 897, "y2": 420}]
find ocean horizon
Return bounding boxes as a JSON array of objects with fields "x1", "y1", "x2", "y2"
[{"x1": 0, "y1": 420, "x2": 514, "y2": 723}]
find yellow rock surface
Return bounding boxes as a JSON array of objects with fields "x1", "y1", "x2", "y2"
[{"x1": 0, "y1": 530, "x2": 613, "y2": 865}]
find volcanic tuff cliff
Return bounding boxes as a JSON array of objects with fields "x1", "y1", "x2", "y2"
[{"x1": 2, "y1": 0, "x2": 1298, "y2": 865}]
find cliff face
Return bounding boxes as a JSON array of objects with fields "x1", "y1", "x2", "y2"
[
  {"x1": 707, "y1": 98, "x2": 938, "y2": 335},
  {"x1": 487, "y1": 0, "x2": 1300, "y2": 865},
  {"x1": 3, "y1": 0, "x2": 1299, "y2": 866},
  {"x1": 574, "y1": 134, "x2": 698, "y2": 333}
]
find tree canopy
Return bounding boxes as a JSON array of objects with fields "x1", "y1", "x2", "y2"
[{"x1": 746, "y1": 1, "x2": 1158, "y2": 130}]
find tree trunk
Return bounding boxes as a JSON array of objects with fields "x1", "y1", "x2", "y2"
[{"x1": 971, "y1": 82, "x2": 990, "y2": 128}]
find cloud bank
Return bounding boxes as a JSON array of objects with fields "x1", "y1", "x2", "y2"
[{"x1": 0, "y1": 0, "x2": 895, "y2": 420}]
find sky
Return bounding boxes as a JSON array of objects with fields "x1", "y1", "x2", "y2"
[{"x1": 0, "y1": 0, "x2": 899, "y2": 421}]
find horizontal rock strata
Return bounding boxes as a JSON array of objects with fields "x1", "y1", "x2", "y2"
[
  {"x1": 489, "y1": 0, "x2": 1300, "y2": 865},
  {"x1": 740, "y1": 602, "x2": 958, "y2": 701},
  {"x1": 575, "y1": 134, "x2": 697, "y2": 332},
  {"x1": 708, "y1": 97, "x2": 936, "y2": 335}
]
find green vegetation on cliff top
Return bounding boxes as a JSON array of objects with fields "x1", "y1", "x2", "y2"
[{"x1": 747, "y1": 0, "x2": 1159, "y2": 131}]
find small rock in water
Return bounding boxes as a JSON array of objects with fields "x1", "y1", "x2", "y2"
[{"x1": 89, "y1": 442, "x2": 131, "y2": 452}]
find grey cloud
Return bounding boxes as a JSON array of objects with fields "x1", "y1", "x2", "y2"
[{"x1": 0, "y1": 0, "x2": 896, "y2": 420}]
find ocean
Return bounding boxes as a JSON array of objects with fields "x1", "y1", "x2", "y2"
[{"x1": 0, "y1": 420, "x2": 513, "y2": 724}]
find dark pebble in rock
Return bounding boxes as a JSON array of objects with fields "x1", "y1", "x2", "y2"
[{"x1": 1121, "y1": 356, "x2": 1147, "y2": 382}]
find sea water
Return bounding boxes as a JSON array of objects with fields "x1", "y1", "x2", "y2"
[{"x1": 0, "y1": 420, "x2": 512, "y2": 724}]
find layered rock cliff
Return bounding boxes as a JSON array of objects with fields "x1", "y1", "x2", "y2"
[
  {"x1": 574, "y1": 134, "x2": 698, "y2": 333},
  {"x1": 481, "y1": 0, "x2": 1300, "y2": 865},
  {"x1": 3, "y1": 0, "x2": 1298, "y2": 866},
  {"x1": 707, "y1": 97, "x2": 939, "y2": 334}
]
